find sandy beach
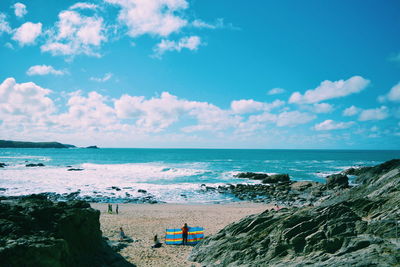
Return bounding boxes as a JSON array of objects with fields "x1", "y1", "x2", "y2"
[{"x1": 91, "y1": 202, "x2": 270, "y2": 267}]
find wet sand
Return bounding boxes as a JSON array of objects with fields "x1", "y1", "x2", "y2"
[{"x1": 91, "y1": 203, "x2": 270, "y2": 267}]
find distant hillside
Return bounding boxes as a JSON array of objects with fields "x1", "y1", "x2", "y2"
[{"x1": 0, "y1": 140, "x2": 75, "y2": 148}]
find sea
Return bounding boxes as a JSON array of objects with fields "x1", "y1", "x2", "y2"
[{"x1": 1, "y1": 148, "x2": 399, "y2": 203}]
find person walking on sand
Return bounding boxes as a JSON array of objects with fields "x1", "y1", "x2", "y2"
[
  {"x1": 182, "y1": 223, "x2": 189, "y2": 245},
  {"x1": 116, "y1": 204, "x2": 119, "y2": 214},
  {"x1": 108, "y1": 204, "x2": 113, "y2": 214}
]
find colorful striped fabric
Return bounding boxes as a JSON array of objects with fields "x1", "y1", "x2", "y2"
[{"x1": 165, "y1": 227, "x2": 204, "y2": 245}]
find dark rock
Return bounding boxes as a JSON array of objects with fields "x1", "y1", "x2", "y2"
[
  {"x1": 137, "y1": 189, "x2": 147, "y2": 193},
  {"x1": 111, "y1": 186, "x2": 121, "y2": 191},
  {"x1": 67, "y1": 168, "x2": 84, "y2": 171},
  {"x1": 0, "y1": 162, "x2": 7, "y2": 168},
  {"x1": 25, "y1": 163, "x2": 45, "y2": 167},
  {"x1": 0, "y1": 195, "x2": 134, "y2": 266},
  {"x1": 262, "y1": 174, "x2": 290, "y2": 184},
  {"x1": 234, "y1": 172, "x2": 269, "y2": 180},
  {"x1": 86, "y1": 146, "x2": 99, "y2": 149},
  {"x1": 326, "y1": 173, "x2": 349, "y2": 189}
]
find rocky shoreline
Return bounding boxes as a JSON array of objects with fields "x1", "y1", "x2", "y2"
[{"x1": 189, "y1": 159, "x2": 400, "y2": 266}]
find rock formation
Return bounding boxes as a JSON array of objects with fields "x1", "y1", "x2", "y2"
[
  {"x1": 190, "y1": 159, "x2": 400, "y2": 266},
  {"x1": 0, "y1": 194, "x2": 134, "y2": 267}
]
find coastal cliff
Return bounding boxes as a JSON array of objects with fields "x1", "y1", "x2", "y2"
[
  {"x1": 0, "y1": 140, "x2": 75, "y2": 148},
  {"x1": 0, "y1": 195, "x2": 134, "y2": 267},
  {"x1": 190, "y1": 159, "x2": 400, "y2": 266}
]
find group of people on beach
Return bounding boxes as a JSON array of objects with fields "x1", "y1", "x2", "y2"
[
  {"x1": 118, "y1": 222, "x2": 190, "y2": 248},
  {"x1": 107, "y1": 204, "x2": 190, "y2": 248},
  {"x1": 107, "y1": 203, "x2": 119, "y2": 214}
]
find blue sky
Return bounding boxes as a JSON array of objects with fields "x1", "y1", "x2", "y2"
[{"x1": 0, "y1": 0, "x2": 399, "y2": 148}]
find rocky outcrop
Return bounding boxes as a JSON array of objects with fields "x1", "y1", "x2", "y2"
[
  {"x1": 86, "y1": 146, "x2": 99, "y2": 149},
  {"x1": 0, "y1": 195, "x2": 134, "y2": 267},
  {"x1": 190, "y1": 159, "x2": 400, "y2": 266},
  {"x1": 234, "y1": 172, "x2": 290, "y2": 184},
  {"x1": 26, "y1": 163, "x2": 45, "y2": 167},
  {"x1": 0, "y1": 163, "x2": 7, "y2": 168}
]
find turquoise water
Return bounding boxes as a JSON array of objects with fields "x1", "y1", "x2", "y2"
[{"x1": 0, "y1": 149, "x2": 399, "y2": 203}]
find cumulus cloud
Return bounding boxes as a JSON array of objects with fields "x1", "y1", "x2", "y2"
[
  {"x1": 90, "y1": 72, "x2": 113, "y2": 82},
  {"x1": 0, "y1": 78, "x2": 55, "y2": 125},
  {"x1": 289, "y1": 76, "x2": 370, "y2": 104},
  {"x1": 267, "y1": 88, "x2": 285, "y2": 95},
  {"x1": 230, "y1": 99, "x2": 284, "y2": 114},
  {"x1": 358, "y1": 106, "x2": 389, "y2": 121},
  {"x1": 41, "y1": 10, "x2": 106, "y2": 57},
  {"x1": 12, "y1": 22, "x2": 42, "y2": 45},
  {"x1": 13, "y1": 3, "x2": 27, "y2": 18},
  {"x1": 343, "y1": 105, "x2": 361, "y2": 116},
  {"x1": 115, "y1": 92, "x2": 229, "y2": 132},
  {"x1": 69, "y1": 2, "x2": 99, "y2": 10},
  {"x1": 153, "y1": 36, "x2": 202, "y2": 57},
  {"x1": 105, "y1": 0, "x2": 188, "y2": 37},
  {"x1": 57, "y1": 91, "x2": 118, "y2": 130},
  {"x1": 0, "y1": 13, "x2": 12, "y2": 35},
  {"x1": 26, "y1": 65, "x2": 66, "y2": 76},
  {"x1": 378, "y1": 82, "x2": 400, "y2": 103},
  {"x1": 314, "y1": 120, "x2": 354, "y2": 131}
]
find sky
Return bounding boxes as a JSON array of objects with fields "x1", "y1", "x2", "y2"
[{"x1": 0, "y1": 0, "x2": 399, "y2": 149}]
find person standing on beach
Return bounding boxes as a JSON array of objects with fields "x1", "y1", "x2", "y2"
[
  {"x1": 116, "y1": 204, "x2": 119, "y2": 214},
  {"x1": 108, "y1": 204, "x2": 113, "y2": 214},
  {"x1": 182, "y1": 223, "x2": 189, "y2": 245}
]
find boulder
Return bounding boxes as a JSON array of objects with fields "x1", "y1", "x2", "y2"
[
  {"x1": 326, "y1": 174, "x2": 349, "y2": 189},
  {"x1": 262, "y1": 174, "x2": 290, "y2": 184},
  {"x1": 234, "y1": 172, "x2": 269, "y2": 180}
]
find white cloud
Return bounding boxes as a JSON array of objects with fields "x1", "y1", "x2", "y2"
[
  {"x1": 289, "y1": 76, "x2": 370, "y2": 104},
  {"x1": 41, "y1": 10, "x2": 106, "y2": 57},
  {"x1": 248, "y1": 110, "x2": 316, "y2": 127},
  {"x1": 314, "y1": 120, "x2": 354, "y2": 131},
  {"x1": 0, "y1": 13, "x2": 12, "y2": 35},
  {"x1": 13, "y1": 3, "x2": 27, "y2": 18},
  {"x1": 105, "y1": 0, "x2": 188, "y2": 37},
  {"x1": 0, "y1": 78, "x2": 55, "y2": 125},
  {"x1": 12, "y1": 22, "x2": 42, "y2": 45},
  {"x1": 312, "y1": 103, "x2": 333, "y2": 113},
  {"x1": 192, "y1": 18, "x2": 225, "y2": 29},
  {"x1": 153, "y1": 36, "x2": 201, "y2": 57},
  {"x1": 358, "y1": 106, "x2": 389, "y2": 121},
  {"x1": 378, "y1": 82, "x2": 400, "y2": 103},
  {"x1": 276, "y1": 111, "x2": 316, "y2": 127},
  {"x1": 90, "y1": 73, "x2": 113, "y2": 82},
  {"x1": 26, "y1": 65, "x2": 66, "y2": 76},
  {"x1": 69, "y1": 2, "x2": 99, "y2": 10},
  {"x1": 268, "y1": 88, "x2": 285, "y2": 95},
  {"x1": 343, "y1": 105, "x2": 361, "y2": 116},
  {"x1": 57, "y1": 91, "x2": 118, "y2": 129},
  {"x1": 230, "y1": 99, "x2": 284, "y2": 114}
]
